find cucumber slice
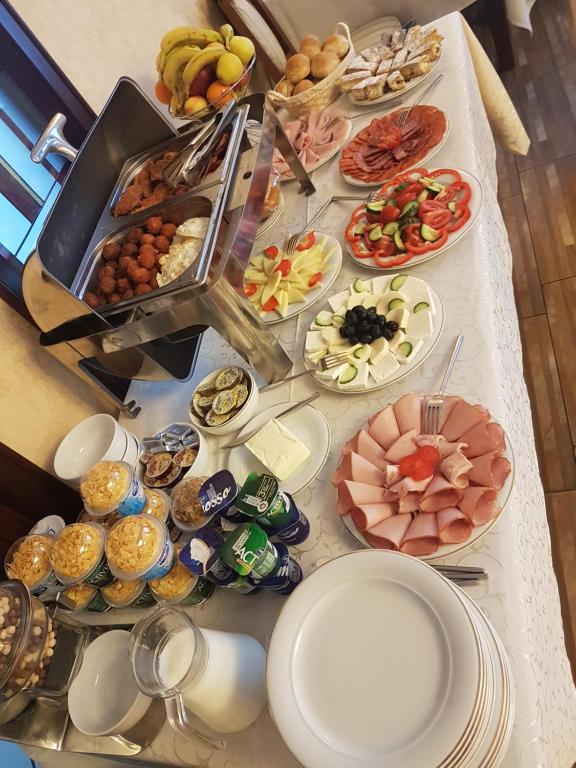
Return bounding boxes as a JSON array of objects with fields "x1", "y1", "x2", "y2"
[
  {"x1": 421, "y1": 224, "x2": 442, "y2": 242},
  {"x1": 400, "y1": 200, "x2": 419, "y2": 218},
  {"x1": 338, "y1": 364, "x2": 358, "y2": 384},
  {"x1": 393, "y1": 231, "x2": 406, "y2": 252},
  {"x1": 413, "y1": 301, "x2": 430, "y2": 313},
  {"x1": 416, "y1": 190, "x2": 429, "y2": 203},
  {"x1": 388, "y1": 298, "x2": 405, "y2": 310},
  {"x1": 353, "y1": 344, "x2": 371, "y2": 362},
  {"x1": 332, "y1": 314, "x2": 345, "y2": 327},
  {"x1": 353, "y1": 223, "x2": 367, "y2": 236},
  {"x1": 419, "y1": 177, "x2": 444, "y2": 193},
  {"x1": 353, "y1": 278, "x2": 367, "y2": 293},
  {"x1": 366, "y1": 200, "x2": 386, "y2": 214},
  {"x1": 448, "y1": 201, "x2": 457, "y2": 213},
  {"x1": 397, "y1": 341, "x2": 413, "y2": 358},
  {"x1": 368, "y1": 225, "x2": 383, "y2": 242},
  {"x1": 382, "y1": 222, "x2": 400, "y2": 235},
  {"x1": 390, "y1": 274, "x2": 408, "y2": 291},
  {"x1": 314, "y1": 310, "x2": 333, "y2": 326}
]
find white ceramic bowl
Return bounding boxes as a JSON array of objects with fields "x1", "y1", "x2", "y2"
[
  {"x1": 68, "y1": 630, "x2": 151, "y2": 737},
  {"x1": 54, "y1": 414, "x2": 139, "y2": 487},
  {"x1": 188, "y1": 367, "x2": 259, "y2": 437}
]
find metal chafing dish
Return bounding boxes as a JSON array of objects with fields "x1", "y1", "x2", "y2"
[{"x1": 23, "y1": 79, "x2": 315, "y2": 415}]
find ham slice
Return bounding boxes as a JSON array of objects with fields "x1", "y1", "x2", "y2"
[
  {"x1": 458, "y1": 486, "x2": 499, "y2": 526},
  {"x1": 420, "y1": 474, "x2": 464, "y2": 513},
  {"x1": 393, "y1": 393, "x2": 422, "y2": 435},
  {"x1": 399, "y1": 492, "x2": 422, "y2": 513},
  {"x1": 488, "y1": 422, "x2": 506, "y2": 451},
  {"x1": 390, "y1": 475, "x2": 432, "y2": 497},
  {"x1": 384, "y1": 428, "x2": 417, "y2": 463},
  {"x1": 331, "y1": 452, "x2": 387, "y2": 487},
  {"x1": 400, "y1": 513, "x2": 439, "y2": 556},
  {"x1": 368, "y1": 405, "x2": 401, "y2": 450},
  {"x1": 364, "y1": 513, "x2": 412, "y2": 550},
  {"x1": 437, "y1": 507, "x2": 473, "y2": 544},
  {"x1": 438, "y1": 396, "x2": 461, "y2": 431},
  {"x1": 440, "y1": 451, "x2": 473, "y2": 489},
  {"x1": 442, "y1": 400, "x2": 488, "y2": 442},
  {"x1": 384, "y1": 465, "x2": 402, "y2": 487},
  {"x1": 343, "y1": 430, "x2": 390, "y2": 472},
  {"x1": 468, "y1": 452, "x2": 511, "y2": 490},
  {"x1": 350, "y1": 502, "x2": 398, "y2": 531},
  {"x1": 460, "y1": 421, "x2": 505, "y2": 459},
  {"x1": 337, "y1": 480, "x2": 396, "y2": 516}
]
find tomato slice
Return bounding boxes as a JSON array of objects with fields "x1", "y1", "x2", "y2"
[
  {"x1": 405, "y1": 182, "x2": 424, "y2": 195},
  {"x1": 308, "y1": 271, "x2": 322, "y2": 287},
  {"x1": 262, "y1": 296, "x2": 278, "y2": 312},
  {"x1": 422, "y1": 209, "x2": 452, "y2": 229},
  {"x1": 275, "y1": 259, "x2": 292, "y2": 277},
  {"x1": 395, "y1": 191, "x2": 418, "y2": 210},
  {"x1": 296, "y1": 231, "x2": 316, "y2": 251},
  {"x1": 419, "y1": 200, "x2": 449, "y2": 214},
  {"x1": 417, "y1": 445, "x2": 440, "y2": 464},
  {"x1": 428, "y1": 169, "x2": 462, "y2": 184},
  {"x1": 244, "y1": 283, "x2": 257, "y2": 297},
  {"x1": 435, "y1": 186, "x2": 456, "y2": 203},
  {"x1": 446, "y1": 204, "x2": 471, "y2": 232},
  {"x1": 264, "y1": 245, "x2": 279, "y2": 259},
  {"x1": 380, "y1": 205, "x2": 401, "y2": 223},
  {"x1": 402, "y1": 223, "x2": 424, "y2": 248}
]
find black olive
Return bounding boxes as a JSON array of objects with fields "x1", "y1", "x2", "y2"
[
  {"x1": 370, "y1": 324, "x2": 381, "y2": 338},
  {"x1": 383, "y1": 327, "x2": 394, "y2": 341},
  {"x1": 358, "y1": 321, "x2": 371, "y2": 333},
  {"x1": 386, "y1": 321, "x2": 399, "y2": 332},
  {"x1": 339, "y1": 325, "x2": 349, "y2": 338},
  {"x1": 367, "y1": 307, "x2": 377, "y2": 318},
  {"x1": 349, "y1": 334, "x2": 359, "y2": 345},
  {"x1": 377, "y1": 315, "x2": 388, "y2": 327},
  {"x1": 354, "y1": 305, "x2": 366, "y2": 316},
  {"x1": 360, "y1": 333, "x2": 373, "y2": 344},
  {"x1": 346, "y1": 310, "x2": 357, "y2": 324}
]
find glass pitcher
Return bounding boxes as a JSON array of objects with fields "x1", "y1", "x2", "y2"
[{"x1": 129, "y1": 606, "x2": 266, "y2": 747}]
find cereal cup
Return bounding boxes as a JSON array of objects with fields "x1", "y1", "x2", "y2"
[
  {"x1": 61, "y1": 584, "x2": 110, "y2": 613},
  {"x1": 4, "y1": 535, "x2": 59, "y2": 596},
  {"x1": 101, "y1": 579, "x2": 156, "y2": 609},
  {"x1": 50, "y1": 523, "x2": 113, "y2": 587},
  {"x1": 80, "y1": 461, "x2": 146, "y2": 518},
  {"x1": 105, "y1": 516, "x2": 174, "y2": 581},
  {"x1": 149, "y1": 547, "x2": 215, "y2": 606}
]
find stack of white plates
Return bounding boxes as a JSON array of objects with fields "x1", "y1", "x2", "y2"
[{"x1": 267, "y1": 550, "x2": 514, "y2": 768}]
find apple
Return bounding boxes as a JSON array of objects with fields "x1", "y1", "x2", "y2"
[
  {"x1": 184, "y1": 96, "x2": 209, "y2": 115},
  {"x1": 188, "y1": 65, "x2": 214, "y2": 97}
]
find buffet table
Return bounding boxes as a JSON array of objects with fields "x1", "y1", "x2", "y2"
[{"x1": 51, "y1": 11, "x2": 574, "y2": 768}]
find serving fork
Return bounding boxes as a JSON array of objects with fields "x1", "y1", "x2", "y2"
[
  {"x1": 423, "y1": 333, "x2": 464, "y2": 435},
  {"x1": 395, "y1": 71, "x2": 444, "y2": 127},
  {"x1": 259, "y1": 350, "x2": 352, "y2": 392}
]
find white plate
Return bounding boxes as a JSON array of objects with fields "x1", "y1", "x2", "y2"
[
  {"x1": 279, "y1": 119, "x2": 352, "y2": 182},
  {"x1": 340, "y1": 112, "x2": 450, "y2": 188},
  {"x1": 256, "y1": 191, "x2": 285, "y2": 238},
  {"x1": 341, "y1": 418, "x2": 514, "y2": 561},
  {"x1": 267, "y1": 550, "x2": 482, "y2": 768},
  {"x1": 347, "y1": 52, "x2": 443, "y2": 108},
  {"x1": 227, "y1": 401, "x2": 331, "y2": 495},
  {"x1": 305, "y1": 283, "x2": 445, "y2": 394},
  {"x1": 248, "y1": 232, "x2": 343, "y2": 325},
  {"x1": 346, "y1": 169, "x2": 483, "y2": 270}
]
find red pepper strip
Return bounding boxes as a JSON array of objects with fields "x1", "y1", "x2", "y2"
[
  {"x1": 450, "y1": 181, "x2": 471, "y2": 205},
  {"x1": 308, "y1": 271, "x2": 322, "y2": 287},
  {"x1": 446, "y1": 204, "x2": 471, "y2": 232},
  {"x1": 345, "y1": 206, "x2": 366, "y2": 242},
  {"x1": 275, "y1": 259, "x2": 292, "y2": 277},
  {"x1": 296, "y1": 231, "x2": 316, "y2": 251},
  {"x1": 428, "y1": 168, "x2": 462, "y2": 184},
  {"x1": 244, "y1": 283, "x2": 257, "y2": 297},
  {"x1": 262, "y1": 296, "x2": 278, "y2": 312},
  {"x1": 373, "y1": 250, "x2": 413, "y2": 268},
  {"x1": 351, "y1": 242, "x2": 375, "y2": 259}
]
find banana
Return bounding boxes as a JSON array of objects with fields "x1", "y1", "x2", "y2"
[
  {"x1": 160, "y1": 26, "x2": 223, "y2": 55},
  {"x1": 219, "y1": 23, "x2": 234, "y2": 49},
  {"x1": 158, "y1": 43, "x2": 200, "y2": 78},
  {"x1": 181, "y1": 48, "x2": 227, "y2": 108},
  {"x1": 162, "y1": 45, "x2": 202, "y2": 107}
]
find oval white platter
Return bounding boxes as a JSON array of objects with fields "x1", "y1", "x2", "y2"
[{"x1": 278, "y1": 118, "x2": 352, "y2": 182}]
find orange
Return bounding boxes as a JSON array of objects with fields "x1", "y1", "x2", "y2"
[
  {"x1": 206, "y1": 80, "x2": 236, "y2": 106},
  {"x1": 154, "y1": 80, "x2": 172, "y2": 105}
]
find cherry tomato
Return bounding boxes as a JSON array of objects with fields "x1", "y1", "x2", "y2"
[
  {"x1": 417, "y1": 445, "x2": 440, "y2": 464},
  {"x1": 399, "y1": 455, "x2": 417, "y2": 476},
  {"x1": 244, "y1": 283, "x2": 258, "y2": 297},
  {"x1": 296, "y1": 231, "x2": 316, "y2": 251},
  {"x1": 399, "y1": 453, "x2": 434, "y2": 480},
  {"x1": 308, "y1": 271, "x2": 322, "y2": 288},
  {"x1": 380, "y1": 204, "x2": 401, "y2": 223},
  {"x1": 262, "y1": 296, "x2": 278, "y2": 312},
  {"x1": 264, "y1": 245, "x2": 279, "y2": 259},
  {"x1": 411, "y1": 462, "x2": 434, "y2": 481},
  {"x1": 395, "y1": 191, "x2": 418, "y2": 210},
  {"x1": 421, "y1": 209, "x2": 452, "y2": 229},
  {"x1": 275, "y1": 259, "x2": 292, "y2": 277}
]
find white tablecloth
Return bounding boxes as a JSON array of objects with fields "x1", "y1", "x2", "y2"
[{"x1": 117, "y1": 12, "x2": 575, "y2": 768}]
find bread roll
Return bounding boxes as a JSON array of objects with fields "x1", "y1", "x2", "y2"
[
  {"x1": 285, "y1": 53, "x2": 311, "y2": 84},
  {"x1": 300, "y1": 34, "x2": 321, "y2": 48},
  {"x1": 322, "y1": 33, "x2": 350, "y2": 59},
  {"x1": 276, "y1": 78, "x2": 294, "y2": 96},
  {"x1": 300, "y1": 41, "x2": 321, "y2": 59},
  {"x1": 293, "y1": 79, "x2": 315, "y2": 95},
  {"x1": 310, "y1": 51, "x2": 339, "y2": 79}
]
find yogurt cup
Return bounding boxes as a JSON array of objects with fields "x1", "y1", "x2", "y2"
[
  {"x1": 150, "y1": 547, "x2": 214, "y2": 606},
  {"x1": 178, "y1": 527, "x2": 260, "y2": 593},
  {"x1": 61, "y1": 584, "x2": 110, "y2": 613},
  {"x1": 101, "y1": 579, "x2": 156, "y2": 609},
  {"x1": 142, "y1": 489, "x2": 181, "y2": 541},
  {"x1": 4, "y1": 535, "x2": 59, "y2": 596},
  {"x1": 80, "y1": 461, "x2": 146, "y2": 518},
  {"x1": 50, "y1": 523, "x2": 113, "y2": 587},
  {"x1": 29, "y1": 516, "x2": 66, "y2": 538},
  {"x1": 105, "y1": 516, "x2": 174, "y2": 581}
]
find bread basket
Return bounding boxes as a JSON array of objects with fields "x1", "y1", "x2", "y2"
[{"x1": 267, "y1": 23, "x2": 354, "y2": 118}]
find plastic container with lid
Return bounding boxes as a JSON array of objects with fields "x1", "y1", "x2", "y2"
[
  {"x1": 4, "y1": 535, "x2": 59, "y2": 596},
  {"x1": 50, "y1": 522, "x2": 113, "y2": 587},
  {"x1": 150, "y1": 548, "x2": 214, "y2": 607},
  {"x1": 80, "y1": 460, "x2": 146, "y2": 518},
  {"x1": 61, "y1": 584, "x2": 110, "y2": 613},
  {"x1": 101, "y1": 579, "x2": 156, "y2": 609},
  {"x1": 105, "y1": 516, "x2": 174, "y2": 581}
]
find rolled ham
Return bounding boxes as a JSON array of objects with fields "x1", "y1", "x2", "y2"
[
  {"x1": 437, "y1": 507, "x2": 473, "y2": 544},
  {"x1": 468, "y1": 452, "x2": 511, "y2": 490},
  {"x1": 442, "y1": 400, "x2": 488, "y2": 442},
  {"x1": 337, "y1": 480, "x2": 396, "y2": 516},
  {"x1": 350, "y1": 502, "x2": 398, "y2": 531},
  {"x1": 440, "y1": 450, "x2": 473, "y2": 489},
  {"x1": 399, "y1": 492, "x2": 421, "y2": 514},
  {"x1": 384, "y1": 428, "x2": 418, "y2": 463},
  {"x1": 390, "y1": 475, "x2": 432, "y2": 497},
  {"x1": 343, "y1": 430, "x2": 390, "y2": 472},
  {"x1": 368, "y1": 406, "x2": 401, "y2": 450},
  {"x1": 400, "y1": 513, "x2": 439, "y2": 556},
  {"x1": 488, "y1": 422, "x2": 506, "y2": 451},
  {"x1": 458, "y1": 486, "x2": 499, "y2": 526},
  {"x1": 393, "y1": 393, "x2": 422, "y2": 435},
  {"x1": 364, "y1": 513, "x2": 412, "y2": 550},
  {"x1": 331, "y1": 452, "x2": 388, "y2": 487},
  {"x1": 420, "y1": 474, "x2": 464, "y2": 513},
  {"x1": 461, "y1": 421, "x2": 505, "y2": 459}
]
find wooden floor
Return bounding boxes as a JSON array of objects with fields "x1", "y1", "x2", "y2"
[{"x1": 483, "y1": 0, "x2": 576, "y2": 682}]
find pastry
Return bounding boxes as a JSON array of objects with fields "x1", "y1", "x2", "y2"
[
  {"x1": 338, "y1": 70, "x2": 373, "y2": 92},
  {"x1": 387, "y1": 70, "x2": 406, "y2": 91}
]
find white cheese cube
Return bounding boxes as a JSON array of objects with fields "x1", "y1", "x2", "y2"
[
  {"x1": 369, "y1": 337, "x2": 390, "y2": 364},
  {"x1": 361, "y1": 294, "x2": 379, "y2": 309},
  {"x1": 337, "y1": 362, "x2": 369, "y2": 390},
  {"x1": 389, "y1": 329, "x2": 407, "y2": 352},
  {"x1": 245, "y1": 418, "x2": 310, "y2": 481},
  {"x1": 317, "y1": 363, "x2": 347, "y2": 381},
  {"x1": 369, "y1": 351, "x2": 400, "y2": 382},
  {"x1": 370, "y1": 276, "x2": 391, "y2": 295},
  {"x1": 386, "y1": 307, "x2": 410, "y2": 328},
  {"x1": 347, "y1": 293, "x2": 370, "y2": 310},
  {"x1": 307, "y1": 349, "x2": 326, "y2": 364},
  {"x1": 328, "y1": 290, "x2": 350, "y2": 312},
  {"x1": 305, "y1": 331, "x2": 326, "y2": 353},
  {"x1": 406, "y1": 308, "x2": 434, "y2": 339},
  {"x1": 321, "y1": 327, "x2": 347, "y2": 346},
  {"x1": 409, "y1": 293, "x2": 436, "y2": 316},
  {"x1": 396, "y1": 276, "x2": 428, "y2": 302},
  {"x1": 395, "y1": 336, "x2": 424, "y2": 364}
]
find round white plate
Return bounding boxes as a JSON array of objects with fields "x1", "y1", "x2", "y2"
[
  {"x1": 305, "y1": 284, "x2": 445, "y2": 394},
  {"x1": 256, "y1": 191, "x2": 285, "y2": 238},
  {"x1": 340, "y1": 112, "x2": 450, "y2": 188},
  {"x1": 248, "y1": 232, "x2": 343, "y2": 325},
  {"x1": 267, "y1": 550, "x2": 482, "y2": 768},
  {"x1": 342, "y1": 420, "x2": 514, "y2": 561},
  {"x1": 227, "y1": 401, "x2": 331, "y2": 495},
  {"x1": 346, "y1": 169, "x2": 483, "y2": 270},
  {"x1": 279, "y1": 119, "x2": 353, "y2": 182}
]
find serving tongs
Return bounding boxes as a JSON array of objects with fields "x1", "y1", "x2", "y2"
[{"x1": 162, "y1": 100, "x2": 238, "y2": 188}]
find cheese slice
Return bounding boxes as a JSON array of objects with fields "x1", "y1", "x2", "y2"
[
  {"x1": 305, "y1": 331, "x2": 326, "y2": 353},
  {"x1": 245, "y1": 419, "x2": 310, "y2": 481},
  {"x1": 405, "y1": 308, "x2": 433, "y2": 338},
  {"x1": 328, "y1": 290, "x2": 350, "y2": 312},
  {"x1": 369, "y1": 351, "x2": 400, "y2": 382}
]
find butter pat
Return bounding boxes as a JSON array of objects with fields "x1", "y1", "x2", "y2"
[{"x1": 245, "y1": 419, "x2": 310, "y2": 481}]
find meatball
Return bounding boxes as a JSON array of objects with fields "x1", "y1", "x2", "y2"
[
  {"x1": 118, "y1": 255, "x2": 135, "y2": 275},
  {"x1": 108, "y1": 293, "x2": 122, "y2": 304},
  {"x1": 116, "y1": 277, "x2": 130, "y2": 293},
  {"x1": 140, "y1": 233, "x2": 155, "y2": 246},
  {"x1": 98, "y1": 276, "x2": 116, "y2": 295},
  {"x1": 135, "y1": 283, "x2": 152, "y2": 295},
  {"x1": 146, "y1": 216, "x2": 163, "y2": 235},
  {"x1": 155, "y1": 252, "x2": 164, "y2": 268},
  {"x1": 98, "y1": 265, "x2": 116, "y2": 279},
  {"x1": 121, "y1": 242, "x2": 138, "y2": 258},
  {"x1": 129, "y1": 267, "x2": 151, "y2": 285},
  {"x1": 122, "y1": 288, "x2": 135, "y2": 299},
  {"x1": 107, "y1": 259, "x2": 119, "y2": 272},
  {"x1": 160, "y1": 223, "x2": 177, "y2": 239},
  {"x1": 139, "y1": 243, "x2": 157, "y2": 257},
  {"x1": 153, "y1": 235, "x2": 170, "y2": 254},
  {"x1": 149, "y1": 273, "x2": 158, "y2": 290},
  {"x1": 84, "y1": 292, "x2": 100, "y2": 308},
  {"x1": 138, "y1": 252, "x2": 156, "y2": 270},
  {"x1": 102, "y1": 242, "x2": 121, "y2": 260},
  {"x1": 126, "y1": 227, "x2": 144, "y2": 244}
]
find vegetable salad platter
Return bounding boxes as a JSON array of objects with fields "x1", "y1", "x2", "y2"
[
  {"x1": 304, "y1": 274, "x2": 444, "y2": 393},
  {"x1": 244, "y1": 231, "x2": 343, "y2": 324},
  {"x1": 345, "y1": 167, "x2": 482, "y2": 270}
]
